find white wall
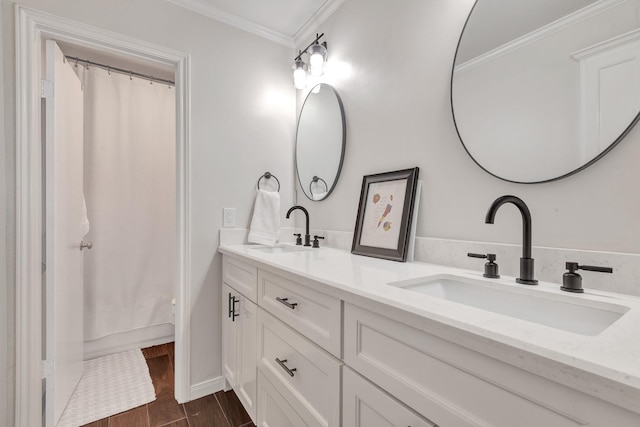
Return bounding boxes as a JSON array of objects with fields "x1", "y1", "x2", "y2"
[
  {"x1": 298, "y1": 0, "x2": 640, "y2": 256},
  {"x1": 1, "y1": 0, "x2": 295, "y2": 422}
]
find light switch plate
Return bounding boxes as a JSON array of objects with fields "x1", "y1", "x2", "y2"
[{"x1": 223, "y1": 208, "x2": 236, "y2": 227}]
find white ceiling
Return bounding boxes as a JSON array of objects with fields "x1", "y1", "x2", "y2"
[
  {"x1": 166, "y1": 0, "x2": 344, "y2": 47},
  {"x1": 57, "y1": 0, "x2": 343, "y2": 83}
]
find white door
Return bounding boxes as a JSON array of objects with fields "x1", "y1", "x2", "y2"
[{"x1": 44, "y1": 40, "x2": 85, "y2": 427}]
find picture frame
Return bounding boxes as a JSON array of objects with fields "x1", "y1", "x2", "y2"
[{"x1": 351, "y1": 167, "x2": 420, "y2": 262}]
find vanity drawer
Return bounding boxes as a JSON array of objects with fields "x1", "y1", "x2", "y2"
[
  {"x1": 257, "y1": 370, "x2": 310, "y2": 427},
  {"x1": 223, "y1": 256, "x2": 258, "y2": 302},
  {"x1": 258, "y1": 270, "x2": 341, "y2": 357},
  {"x1": 343, "y1": 366, "x2": 436, "y2": 427},
  {"x1": 257, "y1": 308, "x2": 341, "y2": 427},
  {"x1": 344, "y1": 303, "x2": 598, "y2": 427}
]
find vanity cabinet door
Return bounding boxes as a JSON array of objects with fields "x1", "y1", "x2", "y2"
[
  {"x1": 343, "y1": 367, "x2": 436, "y2": 427},
  {"x1": 257, "y1": 370, "x2": 309, "y2": 427},
  {"x1": 222, "y1": 283, "x2": 257, "y2": 423},
  {"x1": 222, "y1": 283, "x2": 238, "y2": 388},
  {"x1": 235, "y1": 293, "x2": 257, "y2": 423}
]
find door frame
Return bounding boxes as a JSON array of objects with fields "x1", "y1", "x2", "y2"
[{"x1": 15, "y1": 6, "x2": 192, "y2": 425}]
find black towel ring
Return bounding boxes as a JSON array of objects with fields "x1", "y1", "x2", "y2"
[
  {"x1": 309, "y1": 176, "x2": 328, "y2": 197},
  {"x1": 257, "y1": 172, "x2": 280, "y2": 192}
]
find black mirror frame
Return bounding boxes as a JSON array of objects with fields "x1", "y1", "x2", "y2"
[
  {"x1": 450, "y1": 0, "x2": 640, "y2": 184},
  {"x1": 295, "y1": 83, "x2": 347, "y2": 200}
]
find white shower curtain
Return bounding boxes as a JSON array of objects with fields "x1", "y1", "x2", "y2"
[{"x1": 80, "y1": 66, "x2": 176, "y2": 341}]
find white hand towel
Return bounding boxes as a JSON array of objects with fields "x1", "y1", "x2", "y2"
[{"x1": 248, "y1": 189, "x2": 281, "y2": 246}]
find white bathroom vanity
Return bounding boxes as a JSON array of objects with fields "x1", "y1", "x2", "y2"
[{"x1": 219, "y1": 243, "x2": 640, "y2": 427}]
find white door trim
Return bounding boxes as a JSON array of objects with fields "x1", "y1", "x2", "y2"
[{"x1": 15, "y1": 6, "x2": 192, "y2": 425}]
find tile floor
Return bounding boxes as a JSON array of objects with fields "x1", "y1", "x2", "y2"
[{"x1": 82, "y1": 343, "x2": 255, "y2": 427}]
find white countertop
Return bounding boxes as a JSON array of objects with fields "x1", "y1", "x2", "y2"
[{"x1": 218, "y1": 243, "x2": 640, "y2": 414}]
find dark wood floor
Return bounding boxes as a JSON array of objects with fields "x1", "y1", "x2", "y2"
[{"x1": 82, "y1": 343, "x2": 255, "y2": 427}]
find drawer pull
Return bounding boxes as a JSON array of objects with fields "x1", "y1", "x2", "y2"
[
  {"x1": 228, "y1": 292, "x2": 240, "y2": 321},
  {"x1": 275, "y1": 358, "x2": 297, "y2": 377},
  {"x1": 276, "y1": 297, "x2": 298, "y2": 309}
]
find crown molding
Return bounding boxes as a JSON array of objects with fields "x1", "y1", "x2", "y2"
[
  {"x1": 294, "y1": 0, "x2": 346, "y2": 48},
  {"x1": 455, "y1": 0, "x2": 627, "y2": 74},
  {"x1": 166, "y1": 0, "x2": 294, "y2": 47},
  {"x1": 571, "y1": 27, "x2": 640, "y2": 60}
]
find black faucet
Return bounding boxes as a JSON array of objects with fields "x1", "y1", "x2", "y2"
[
  {"x1": 485, "y1": 195, "x2": 538, "y2": 285},
  {"x1": 286, "y1": 205, "x2": 311, "y2": 247}
]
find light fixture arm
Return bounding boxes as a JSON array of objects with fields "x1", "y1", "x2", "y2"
[{"x1": 294, "y1": 33, "x2": 326, "y2": 61}]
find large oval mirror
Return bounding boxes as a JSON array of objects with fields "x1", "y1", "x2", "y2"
[
  {"x1": 296, "y1": 83, "x2": 346, "y2": 201},
  {"x1": 452, "y1": 0, "x2": 640, "y2": 183}
]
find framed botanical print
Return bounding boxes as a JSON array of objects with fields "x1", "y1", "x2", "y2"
[{"x1": 351, "y1": 167, "x2": 419, "y2": 262}]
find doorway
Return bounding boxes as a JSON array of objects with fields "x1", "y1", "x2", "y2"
[
  {"x1": 15, "y1": 7, "x2": 191, "y2": 426},
  {"x1": 44, "y1": 38, "x2": 177, "y2": 425},
  {"x1": 61, "y1": 41, "x2": 177, "y2": 360}
]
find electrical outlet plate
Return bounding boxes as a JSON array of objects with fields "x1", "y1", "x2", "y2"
[{"x1": 223, "y1": 208, "x2": 236, "y2": 227}]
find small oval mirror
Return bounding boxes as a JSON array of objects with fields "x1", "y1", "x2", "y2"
[
  {"x1": 451, "y1": 0, "x2": 640, "y2": 183},
  {"x1": 296, "y1": 83, "x2": 346, "y2": 201}
]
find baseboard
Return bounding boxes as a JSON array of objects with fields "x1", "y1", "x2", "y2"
[
  {"x1": 84, "y1": 324, "x2": 175, "y2": 360},
  {"x1": 189, "y1": 376, "x2": 226, "y2": 401}
]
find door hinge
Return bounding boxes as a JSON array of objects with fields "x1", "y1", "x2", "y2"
[
  {"x1": 41, "y1": 80, "x2": 54, "y2": 99},
  {"x1": 41, "y1": 359, "x2": 53, "y2": 379}
]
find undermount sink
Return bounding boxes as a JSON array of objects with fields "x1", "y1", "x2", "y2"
[
  {"x1": 395, "y1": 275, "x2": 628, "y2": 336},
  {"x1": 249, "y1": 244, "x2": 310, "y2": 254}
]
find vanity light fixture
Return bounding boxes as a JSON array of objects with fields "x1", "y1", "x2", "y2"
[
  {"x1": 292, "y1": 56, "x2": 308, "y2": 90},
  {"x1": 292, "y1": 33, "x2": 328, "y2": 89}
]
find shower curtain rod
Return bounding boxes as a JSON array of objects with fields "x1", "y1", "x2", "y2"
[{"x1": 64, "y1": 55, "x2": 175, "y2": 86}]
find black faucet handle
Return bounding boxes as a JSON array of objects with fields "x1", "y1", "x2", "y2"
[
  {"x1": 468, "y1": 253, "x2": 499, "y2": 279},
  {"x1": 561, "y1": 262, "x2": 613, "y2": 293},
  {"x1": 582, "y1": 265, "x2": 614, "y2": 273},
  {"x1": 566, "y1": 262, "x2": 613, "y2": 274},
  {"x1": 467, "y1": 252, "x2": 495, "y2": 260},
  {"x1": 312, "y1": 235, "x2": 325, "y2": 248},
  {"x1": 293, "y1": 233, "x2": 302, "y2": 246}
]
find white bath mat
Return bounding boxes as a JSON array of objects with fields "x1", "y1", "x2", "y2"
[{"x1": 57, "y1": 349, "x2": 156, "y2": 426}]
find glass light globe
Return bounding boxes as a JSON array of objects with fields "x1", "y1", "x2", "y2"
[
  {"x1": 292, "y1": 59, "x2": 308, "y2": 89},
  {"x1": 308, "y1": 43, "x2": 327, "y2": 76}
]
